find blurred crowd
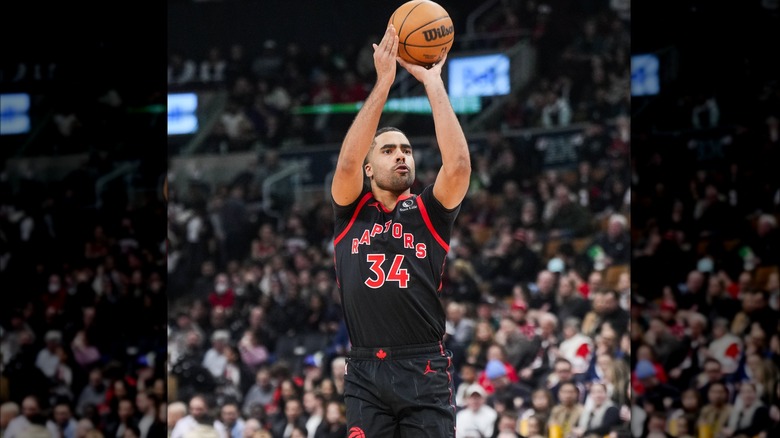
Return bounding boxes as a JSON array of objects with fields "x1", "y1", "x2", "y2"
[
  {"x1": 167, "y1": 0, "x2": 629, "y2": 155},
  {"x1": 165, "y1": 2, "x2": 633, "y2": 438},
  {"x1": 630, "y1": 29, "x2": 780, "y2": 438},
  {"x1": 1, "y1": 118, "x2": 168, "y2": 438}
]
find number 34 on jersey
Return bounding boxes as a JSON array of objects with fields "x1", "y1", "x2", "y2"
[{"x1": 365, "y1": 254, "x2": 412, "y2": 289}]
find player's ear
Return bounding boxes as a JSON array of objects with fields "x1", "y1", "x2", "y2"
[{"x1": 364, "y1": 162, "x2": 373, "y2": 178}]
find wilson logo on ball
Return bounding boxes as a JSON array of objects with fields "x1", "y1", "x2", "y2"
[{"x1": 422, "y1": 25, "x2": 454, "y2": 42}]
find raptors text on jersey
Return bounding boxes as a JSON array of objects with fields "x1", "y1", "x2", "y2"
[{"x1": 332, "y1": 185, "x2": 460, "y2": 348}]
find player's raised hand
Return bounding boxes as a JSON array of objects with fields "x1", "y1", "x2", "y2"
[
  {"x1": 397, "y1": 52, "x2": 448, "y2": 85},
  {"x1": 373, "y1": 24, "x2": 399, "y2": 84}
]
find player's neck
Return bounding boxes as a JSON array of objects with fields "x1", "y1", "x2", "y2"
[{"x1": 371, "y1": 186, "x2": 411, "y2": 211}]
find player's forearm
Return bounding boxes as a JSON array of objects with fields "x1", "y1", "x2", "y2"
[
  {"x1": 424, "y1": 77, "x2": 470, "y2": 173},
  {"x1": 337, "y1": 77, "x2": 394, "y2": 171},
  {"x1": 331, "y1": 76, "x2": 394, "y2": 204}
]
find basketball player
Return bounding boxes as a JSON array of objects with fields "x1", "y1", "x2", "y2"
[{"x1": 330, "y1": 24, "x2": 470, "y2": 437}]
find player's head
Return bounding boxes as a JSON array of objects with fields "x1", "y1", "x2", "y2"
[{"x1": 364, "y1": 127, "x2": 415, "y2": 194}]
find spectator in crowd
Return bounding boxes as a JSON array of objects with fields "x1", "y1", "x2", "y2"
[
  {"x1": 456, "y1": 384, "x2": 497, "y2": 438},
  {"x1": 590, "y1": 214, "x2": 630, "y2": 268},
  {"x1": 634, "y1": 359, "x2": 681, "y2": 413},
  {"x1": 76, "y1": 368, "x2": 108, "y2": 418},
  {"x1": 493, "y1": 411, "x2": 522, "y2": 438},
  {"x1": 556, "y1": 276, "x2": 592, "y2": 323},
  {"x1": 269, "y1": 398, "x2": 307, "y2": 438},
  {"x1": 721, "y1": 382, "x2": 769, "y2": 438},
  {"x1": 214, "y1": 402, "x2": 244, "y2": 438},
  {"x1": 105, "y1": 398, "x2": 138, "y2": 438},
  {"x1": 312, "y1": 400, "x2": 346, "y2": 438},
  {"x1": 708, "y1": 318, "x2": 743, "y2": 377},
  {"x1": 518, "y1": 388, "x2": 554, "y2": 430},
  {"x1": 75, "y1": 418, "x2": 95, "y2": 438},
  {"x1": 241, "y1": 367, "x2": 275, "y2": 418},
  {"x1": 572, "y1": 383, "x2": 620, "y2": 438},
  {"x1": 170, "y1": 395, "x2": 221, "y2": 438},
  {"x1": 1, "y1": 402, "x2": 20, "y2": 436},
  {"x1": 544, "y1": 184, "x2": 593, "y2": 239},
  {"x1": 666, "y1": 388, "x2": 701, "y2": 438},
  {"x1": 549, "y1": 381, "x2": 584, "y2": 438},
  {"x1": 445, "y1": 301, "x2": 476, "y2": 364},
  {"x1": 485, "y1": 358, "x2": 533, "y2": 412},
  {"x1": 696, "y1": 381, "x2": 732, "y2": 438},
  {"x1": 202, "y1": 331, "x2": 231, "y2": 380},
  {"x1": 237, "y1": 330, "x2": 269, "y2": 373},
  {"x1": 558, "y1": 318, "x2": 594, "y2": 376},
  {"x1": 547, "y1": 358, "x2": 587, "y2": 404},
  {"x1": 135, "y1": 392, "x2": 165, "y2": 438},
  {"x1": 51, "y1": 403, "x2": 77, "y2": 438},
  {"x1": 301, "y1": 391, "x2": 324, "y2": 438},
  {"x1": 3, "y1": 396, "x2": 59, "y2": 438},
  {"x1": 167, "y1": 402, "x2": 187, "y2": 437}
]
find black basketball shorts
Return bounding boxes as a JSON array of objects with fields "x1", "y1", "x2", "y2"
[{"x1": 343, "y1": 341, "x2": 456, "y2": 437}]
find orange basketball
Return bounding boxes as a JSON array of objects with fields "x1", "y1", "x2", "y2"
[{"x1": 389, "y1": 0, "x2": 454, "y2": 67}]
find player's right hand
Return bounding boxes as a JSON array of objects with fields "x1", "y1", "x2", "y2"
[{"x1": 373, "y1": 24, "x2": 398, "y2": 84}]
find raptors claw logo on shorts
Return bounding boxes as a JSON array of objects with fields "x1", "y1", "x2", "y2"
[{"x1": 348, "y1": 426, "x2": 366, "y2": 438}]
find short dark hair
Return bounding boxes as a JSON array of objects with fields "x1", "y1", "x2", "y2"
[
  {"x1": 708, "y1": 381, "x2": 727, "y2": 392},
  {"x1": 365, "y1": 126, "x2": 406, "y2": 166},
  {"x1": 374, "y1": 126, "x2": 403, "y2": 138},
  {"x1": 559, "y1": 381, "x2": 580, "y2": 395}
]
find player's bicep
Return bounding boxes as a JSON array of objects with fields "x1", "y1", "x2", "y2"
[
  {"x1": 433, "y1": 164, "x2": 470, "y2": 210},
  {"x1": 331, "y1": 161, "x2": 365, "y2": 206}
]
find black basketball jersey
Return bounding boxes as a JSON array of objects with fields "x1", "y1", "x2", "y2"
[{"x1": 332, "y1": 184, "x2": 460, "y2": 348}]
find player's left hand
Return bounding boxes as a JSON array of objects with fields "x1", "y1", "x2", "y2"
[{"x1": 397, "y1": 52, "x2": 447, "y2": 84}]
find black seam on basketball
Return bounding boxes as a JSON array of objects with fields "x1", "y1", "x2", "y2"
[
  {"x1": 399, "y1": 43, "x2": 450, "y2": 64},
  {"x1": 400, "y1": 39, "x2": 453, "y2": 49},
  {"x1": 397, "y1": 1, "x2": 428, "y2": 44}
]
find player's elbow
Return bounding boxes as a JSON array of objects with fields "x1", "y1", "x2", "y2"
[
  {"x1": 336, "y1": 157, "x2": 364, "y2": 175},
  {"x1": 451, "y1": 156, "x2": 471, "y2": 178}
]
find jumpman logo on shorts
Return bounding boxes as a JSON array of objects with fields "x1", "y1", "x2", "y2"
[{"x1": 424, "y1": 360, "x2": 436, "y2": 375}]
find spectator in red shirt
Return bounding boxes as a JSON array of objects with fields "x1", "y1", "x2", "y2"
[
  {"x1": 208, "y1": 273, "x2": 236, "y2": 309},
  {"x1": 41, "y1": 273, "x2": 68, "y2": 313}
]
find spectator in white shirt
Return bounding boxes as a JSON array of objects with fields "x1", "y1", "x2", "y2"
[
  {"x1": 3, "y1": 395, "x2": 58, "y2": 438},
  {"x1": 1, "y1": 402, "x2": 20, "y2": 437},
  {"x1": 202, "y1": 331, "x2": 230, "y2": 379},
  {"x1": 170, "y1": 395, "x2": 224, "y2": 438},
  {"x1": 35, "y1": 330, "x2": 63, "y2": 379},
  {"x1": 167, "y1": 402, "x2": 187, "y2": 437},
  {"x1": 456, "y1": 384, "x2": 497, "y2": 438}
]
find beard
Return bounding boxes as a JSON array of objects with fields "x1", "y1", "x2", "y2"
[{"x1": 372, "y1": 168, "x2": 415, "y2": 193}]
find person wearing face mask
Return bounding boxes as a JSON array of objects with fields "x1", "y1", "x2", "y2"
[
  {"x1": 41, "y1": 273, "x2": 68, "y2": 314},
  {"x1": 208, "y1": 273, "x2": 235, "y2": 309}
]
